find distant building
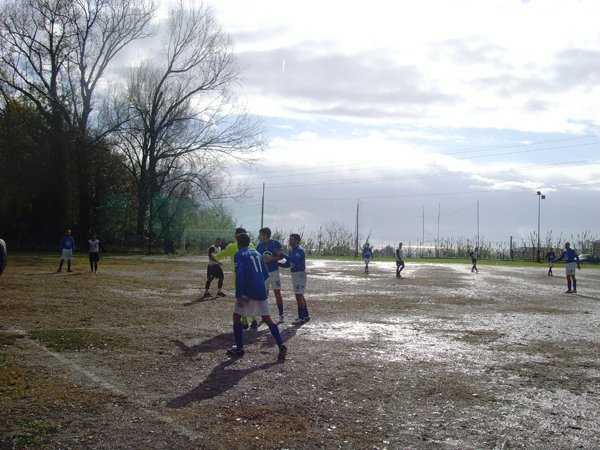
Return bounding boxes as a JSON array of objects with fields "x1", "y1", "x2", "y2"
[{"x1": 593, "y1": 240, "x2": 600, "y2": 255}]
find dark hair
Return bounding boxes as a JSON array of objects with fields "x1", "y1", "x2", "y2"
[
  {"x1": 259, "y1": 227, "x2": 271, "y2": 238},
  {"x1": 236, "y1": 233, "x2": 251, "y2": 248},
  {"x1": 235, "y1": 227, "x2": 247, "y2": 236},
  {"x1": 290, "y1": 233, "x2": 301, "y2": 242}
]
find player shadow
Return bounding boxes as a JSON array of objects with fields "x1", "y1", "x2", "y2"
[
  {"x1": 172, "y1": 323, "x2": 302, "y2": 357},
  {"x1": 172, "y1": 329, "x2": 264, "y2": 357},
  {"x1": 166, "y1": 357, "x2": 282, "y2": 408},
  {"x1": 572, "y1": 293, "x2": 600, "y2": 301}
]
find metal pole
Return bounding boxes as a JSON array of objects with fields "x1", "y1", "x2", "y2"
[
  {"x1": 355, "y1": 199, "x2": 359, "y2": 257},
  {"x1": 260, "y1": 182, "x2": 265, "y2": 229},
  {"x1": 537, "y1": 192, "x2": 541, "y2": 262},
  {"x1": 536, "y1": 191, "x2": 545, "y2": 262},
  {"x1": 476, "y1": 201, "x2": 480, "y2": 248},
  {"x1": 422, "y1": 205, "x2": 425, "y2": 244}
]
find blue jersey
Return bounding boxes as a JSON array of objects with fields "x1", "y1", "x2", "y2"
[
  {"x1": 546, "y1": 251, "x2": 556, "y2": 262},
  {"x1": 234, "y1": 246, "x2": 269, "y2": 300},
  {"x1": 256, "y1": 239, "x2": 282, "y2": 272},
  {"x1": 60, "y1": 236, "x2": 75, "y2": 251},
  {"x1": 279, "y1": 245, "x2": 306, "y2": 272},
  {"x1": 362, "y1": 247, "x2": 372, "y2": 259},
  {"x1": 555, "y1": 248, "x2": 579, "y2": 264}
]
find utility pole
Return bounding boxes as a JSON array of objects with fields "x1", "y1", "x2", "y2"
[
  {"x1": 260, "y1": 182, "x2": 265, "y2": 229},
  {"x1": 537, "y1": 191, "x2": 545, "y2": 262},
  {"x1": 476, "y1": 201, "x2": 480, "y2": 248},
  {"x1": 422, "y1": 205, "x2": 425, "y2": 244},
  {"x1": 355, "y1": 199, "x2": 360, "y2": 257}
]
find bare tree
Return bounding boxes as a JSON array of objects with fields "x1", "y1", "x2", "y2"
[
  {"x1": 0, "y1": 0, "x2": 156, "y2": 235},
  {"x1": 114, "y1": 2, "x2": 265, "y2": 243},
  {"x1": 321, "y1": 221, "x2": 354, "y2": 256}
]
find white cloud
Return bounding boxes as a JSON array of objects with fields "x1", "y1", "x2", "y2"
[{"x1": 155, "y1": 0, "x2": 600, "y2": 244}]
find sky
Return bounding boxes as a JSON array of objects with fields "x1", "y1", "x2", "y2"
[{"x1": 162, "y1": 0, "x2": 600, "y2": 247}]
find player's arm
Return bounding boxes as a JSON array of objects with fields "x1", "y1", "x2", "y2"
[
  {"x1": 216, "y1": 244, "x2": 234, "y2": 260},
  {"x1": 234, "y1": 254, "x2": 244, "y2": 298},
  {"x1": 278, "y1": 252, "x2": 291, "y2": 268},
  {"x1": 261, "y1": 258, "x2": 270, "y2": 281}
]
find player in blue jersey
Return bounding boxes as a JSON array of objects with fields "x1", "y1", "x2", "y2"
[
  {"x1": 216, "y1": 228, "x2": 258, "y2": 329},
  {"x1": 554, "y1": 241, "x2": 581, "y2": 293},
  {"x1": 545, "y1": 248, "x2": 556, "y2": 276},
  {"x1": 226, "y1": 232, "x2": 287, "y2": 360},
  {"x1": 362, "y1": 243, "x2": 373, "y2": 273},
  {"x1": 257, "y1": 227, "x2": 285, "y2": 322},
  {"x1": 279, "y1": 233, "x2": 310, "y2": 325},
  {"x1": 57, "y1": 229, "x2": 75, "y2": 273}
]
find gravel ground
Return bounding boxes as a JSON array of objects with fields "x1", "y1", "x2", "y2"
[{"x1": 1, "y1": 254, "x2": 599, "y2": 449}]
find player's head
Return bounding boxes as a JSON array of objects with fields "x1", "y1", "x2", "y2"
[
  {"x1": 565, "y1": 241, "x2": 570, "y2": 248},
  {"x1": 289, "y1": 233, "x2": 301, "y2": 246},
  {"x1": 214, "y1": 238, "x2": 222, "y2": 246},
  {"x1": 259, "y1": 227, "x2": 271, "y2": 241},
  {"x1": 234, "y1": 227, "x2": 247, "y2": 238},
  {"x1": 66, "y1": 229, "x2": 71, "y2": 236},
  {"x1": 236, "y1": 233, "x2": 251, "y2": 248},
  {"x1": 398, "y1": 242, "x2": 402, "y2": 248}
]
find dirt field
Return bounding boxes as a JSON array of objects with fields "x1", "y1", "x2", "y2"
[{"x1": 1, "y1": 254, "x2": 599, "y2": 449}]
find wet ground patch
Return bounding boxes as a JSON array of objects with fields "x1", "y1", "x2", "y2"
[{"x1": 0, "y1": 255, "x2": 599, "y2": 448}]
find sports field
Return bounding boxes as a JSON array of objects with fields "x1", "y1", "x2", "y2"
[{"x1": 1, "y1": 254, "x2": 600, "y2": 449}]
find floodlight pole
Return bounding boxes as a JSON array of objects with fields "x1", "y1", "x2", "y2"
[{"x1": 536, "y1": 191, "x2": 545, "y2": 262}]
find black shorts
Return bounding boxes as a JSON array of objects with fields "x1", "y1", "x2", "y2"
[
  {"x1": 396, "y1": 260, "x2": 405, "y2": 267},
  {"x1": 207, "y1": 264, "x2": 224, "y2": 279},
  {"x1": 89, "y1": 252, "x2": 100, "y2": 263}
]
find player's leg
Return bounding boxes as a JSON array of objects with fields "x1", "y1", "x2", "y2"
[
  {"x1": 67, "y1": 257, "x2": 72, "y2": 272},
  {"x1": 396, "y1": 261, "x2": 400, "y2": 278},
  {"x1": 227, "y1": 312, "x2": 245, "y2": 356},
  {"x1": 250, "y1": 316, "x2": 258, "y2": 329},
  {"x1": 572, "y1": 275, "x2": 577, "y2": 293},
  {"x1": 203, "y1": 272, "x2": 214, "y2": 298},
  {"x1": 216, "y1": 275, "x2": 225, "y2": 296},
  {"x1": 58, "y1": 258, "x2": 64, "y2": 272},
  {"x1": 274, "y1": 289, "x2": 284, "y2": 321},
  {"x1": 269, "y1": 271, "x2": 284, "y2": 319},
  {"x1": 292, "y1": 272, "x2": 309, "y2": 323},
  {"x1": 298, "y1": 294, "x2": 309, "y2": 321},
  {"x1": 215, "y1": 266, "x2": 226, "y2": 296},
  {"x1": 262, "y1": 315, "x2": 287, "y2": 360},
  {"x1": 89, "y1": 253, "x2": 94, "y2": 272}
]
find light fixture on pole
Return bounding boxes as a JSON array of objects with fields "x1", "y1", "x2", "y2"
[{"x1": 537, "y1": 190, "x2": 546, "y2": 262}]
